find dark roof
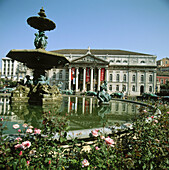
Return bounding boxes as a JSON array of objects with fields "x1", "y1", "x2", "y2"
[{"x1": 51, "y1": 49, "x2": 153, "y2": 56}]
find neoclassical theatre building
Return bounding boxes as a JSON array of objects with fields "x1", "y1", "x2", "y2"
[{"x1": 47, "y1": 48, "x2": 157, "y2": 96}]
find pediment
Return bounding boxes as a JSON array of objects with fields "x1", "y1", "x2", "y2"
[{"x1": 71, "y1": 54, "x2": 108, "y2": 64}]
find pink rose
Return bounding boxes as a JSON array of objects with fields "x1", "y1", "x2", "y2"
[
  {"x1": 13, "y1": 124, "x2": 20, "y2": 129},
  {"x1": 105, "y1": 137, "x2": 115, "y2": 147},
  {"x1": 18, "y1": 129, "x2": 21, "y2": 132},
  {"x1": 15, "y1": 137, "x2": 22, "y2": 143},
  {"x1": 27, "y1": 161, "x2": 30, "y2": 165},
  {"x1": 14, "y1": 144, "x2": 24, "y2": 150},
  {"x1": 95, "y1": 146, "x2": 99, "y2": 150},
  {"x1": 143, "y1": 110, "x2": 147, "y2": 113},
  {"x1": 26, "y1": 129, "x2": 33, "y2": 133},
  {"x1": 91, "y1": 129, "x2": 99, "y2": 137},
  {"x1": 34, "y1": 129, "x2": 41, "y2": 134},
  {"x1": 22, "y1": 141, "x2": 31, "y2": 150},
  {"x1": 19, "y1": 151, "x2": 22, "y2": 156},
  {"x1": 151, "y1": 116, "x2": 154, "y2": 119},
  {"x1": 49, "y1": 160, "x2": 51, "y2": 164},
  {"x1": 0, "y1": 118, "x2": 3, "y2": 121},
  {"x1": 82, "y1": 159, "x2": 89, "y2": 167},
  {"x1": 154, "y1": 119, "x2": 158, "y2": 123}
]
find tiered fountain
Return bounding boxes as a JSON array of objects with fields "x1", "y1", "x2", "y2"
[{"x1": 7, "y1": 8, "x2": 69, "y2": 105}]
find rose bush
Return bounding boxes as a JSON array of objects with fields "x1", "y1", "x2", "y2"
[{"x1": 0, "y1": 104, "x2": 168, "y2": 169}]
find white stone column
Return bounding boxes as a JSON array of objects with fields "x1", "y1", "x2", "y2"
[
  {"x1": 9, "y1": 60, "x2": 12, "y2": 77},
  {"x1": 83, "y1": 67, "x2": 86, "y2": 92},
  {"x1": 97, "y1": 68, "x2": 101, "y2": 91},
  {"x1": 153, "y1": 71, "x2": 156, "y2": 93},
  {"x1": 75, "y1": 97, "x2": 78, "y2": 113},
  {"x1": 75, "y1": 67, "x2": 79, "y2": 92},
  {"x1": 68, "y1": 67, "x2": 71, "y2": 90},
  {"x1": 90, "y1": 68, "x2": 94, "y2": 91},
  {"x1": 5, "y1": 60, "x2": 8, "y2": 77},
  {"x1": 105, "y1": 68, "x2": 108, "y2": 82}
]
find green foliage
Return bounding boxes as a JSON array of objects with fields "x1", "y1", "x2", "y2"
[{"x1": 0, "y1": 105, "x2": 169, "y2": 169}]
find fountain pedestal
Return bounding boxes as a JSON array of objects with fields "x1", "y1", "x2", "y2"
[{"x1": 7, "y1": 8, "x2": 69, "y2": 105}]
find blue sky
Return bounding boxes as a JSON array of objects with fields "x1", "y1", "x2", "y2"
[{"x1": 1, "y1": 0, "x2": 169, "y2": 68}]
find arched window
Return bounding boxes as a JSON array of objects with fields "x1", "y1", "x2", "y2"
[
  {"x1": 132, "y1": 75, "x2": 136, "y2": 82},
  {"x1": 123, "y1": 74, "x2": 126, "y2": 82},
  {"x1": 149, "y1": 75, "x2": 153, "y2": 82},
  {"x1": 140, "y1": 61, "x2": 145, "y2": 63},
  {"x1": 141, "y1": 75, "x2": 144, "y2": 82},
  {"x1": 109, "y1": 74, "x2": 113, "y2": 81},
  {"x1": 109, "y1": 85, "x2": 112, "y2": 91},
  {"x1": 116, "y1": 60, "x2": 121, "y2": 63},
  {"x1": 116, "y1": 74, "x2": 120, "y2": 82},
  {"x1": 123, "y1": 60, "x2": 127, "y2": 63},
  {"x1": 132, "y1": 85, "x2": 135, "y2": 91},
  {"x1": 116, "y1": 85, "x2": 119, "y2": 91}
]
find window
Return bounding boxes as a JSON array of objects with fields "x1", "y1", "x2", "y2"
[
  {"x1": 109, "y1": 74, "x2": 113, "y2": 81},
  {"x1": 116, "y1": 60, "x2": 121, "y2": 63},
  {"x1": 161, "y1": 79, "x2": 164, "y2": 84},
  {"x1": 123, "y1": 74, "x2": 126, "y2": 82},
  {"x1": 149, "y1": 86, "x2": 152, "y2": 92},
  {"x1": 65, "y1": 72, "x2": 69, "y2": 80},
  {"x1": 140, "y1": 61, "x2": 145, "y2": 63},
  {"x1": 149, "y1": 75, "x2": 153, "y2": 82},
  {"x1": 123, "y1": 60, "x2": 127, "y2": 63},
  {"x1": 116, "y1": 85, "x2": 119, "y2": 91},
  {"x1": 132, "y1": 75, "x2": 136, "y2": 82},
  {"x1": 116, "y1": 74, "x2": 120, "y2": 82},
  {"x1": 141, "y1": 75, "x2": 144, "y2": 82},
  {"x1": 59, "y1": 70, "x2": 63, "y2": 79},
  {"x1": 132, "y1": 85, "x2": 135, "y2": 91},
  {"x1": 53, "y1": 72, "x2": 56, "y2": 79},
  {"x1": 109, "y1": 85, "x2": 112, "y2": 91},
  {"x1": 122, "y1": 85, "x2": 126, "y2": 91}
]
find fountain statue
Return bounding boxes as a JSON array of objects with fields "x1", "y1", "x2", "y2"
[
  {"x1": 7, "y1": 8, "x2": 69, "y2": 105},
  {"x1": 97, "y1": 81, "x2": 111, "y2": 105}
]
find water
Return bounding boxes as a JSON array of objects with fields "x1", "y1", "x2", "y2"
[{"x1": 0, "y1": 96, "x2": 140, "y2": 134}]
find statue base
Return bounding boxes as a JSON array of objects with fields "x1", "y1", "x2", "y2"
[{"x1": 10, "y1": 84, "x2": 63, "y2": 105}]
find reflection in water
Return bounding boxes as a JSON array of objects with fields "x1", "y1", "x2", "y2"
[{"x1": 0, "y1": 96, "x2": 140, "y2": 134}]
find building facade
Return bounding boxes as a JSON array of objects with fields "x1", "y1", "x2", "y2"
[
  {"x1": 50, "y1": 48, "x2": 157, "y2": 96},
  {"x1": 1, "y1": 57, "x2": 33, "y2": 81},
  {"x1": 1, "y1": 48, "x2": 157, "y2": 96}
]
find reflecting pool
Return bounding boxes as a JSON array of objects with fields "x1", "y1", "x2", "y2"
[{"x1": 0, "y1": 96, "x2": 141, "y2": 134}]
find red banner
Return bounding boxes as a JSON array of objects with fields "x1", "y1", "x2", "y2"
[
  {"x1": 86, "y1": 68, "x2": 91, "y2": 82},
  {"x1": 100, "y1": 68, "x2": 105, "y2": 81},
  {"x1": 71, "y1": 67, "x2": 75, "y2": 80}
]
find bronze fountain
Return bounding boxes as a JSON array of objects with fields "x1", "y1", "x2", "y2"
[{"x1": 7, "y1": 8, "x2": 69, "y2": 105}]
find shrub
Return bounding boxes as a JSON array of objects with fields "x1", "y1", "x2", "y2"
[{"x1": 0, "y1": 105, "x2": 169, "y2": 169}]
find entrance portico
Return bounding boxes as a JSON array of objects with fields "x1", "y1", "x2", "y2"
[{"x1": 68, "y1": 53, "x2": 108, "y2": 92}]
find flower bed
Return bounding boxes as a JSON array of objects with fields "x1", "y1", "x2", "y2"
[{"x1": 0, "y1": 105, "x2": 169, "y2": 169}]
